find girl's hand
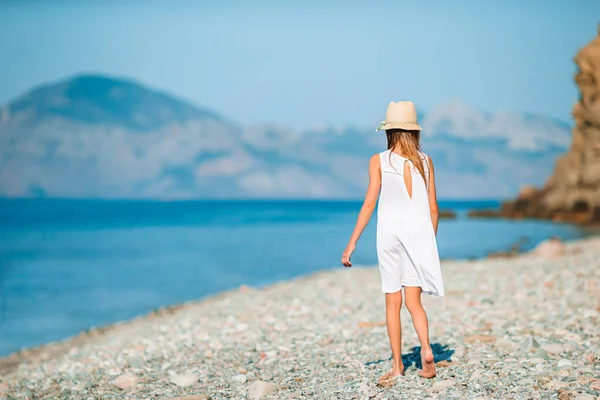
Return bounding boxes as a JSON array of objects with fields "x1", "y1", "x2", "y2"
[{"x1": 341, "y1": 243, "x2": 356, "y2": 267}]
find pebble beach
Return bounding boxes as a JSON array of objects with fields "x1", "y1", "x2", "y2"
[{"x1": 1, "y1": 236, "x2": 599, "y2": 400}]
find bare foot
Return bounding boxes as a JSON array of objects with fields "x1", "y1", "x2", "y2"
[
  {"x1": 418, "y1": 348, "x2": 436, "y2": 379},
  {"x1": 377, "y1": 365, "x2": 405, "y2": 387}
]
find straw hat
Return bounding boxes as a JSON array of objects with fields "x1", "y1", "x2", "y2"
[{"x1": 375, "y1": 101, "x2": 423, "y2": 132}]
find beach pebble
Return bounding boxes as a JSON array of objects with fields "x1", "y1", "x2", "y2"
[
  {"x1": 585, "y1": 354, "x2": 597, "y2": 365},
  {"x1": 169, "y1": 372, "x2": 199, "y2": 387},
  {"x1": 519, "y1": 378, "x2": 535, "y2": 387},
  {"x1": 260, "y1": 371, "x2": 273, "y2": 381},
  {"x1": 564, "y1": 342, "x2": 579, "y2": 353},
  {"x1": 468, "y1": 355, "x2": 486, "y2": 365},
  {"x1": 432, "y1": 379, "x2": 455, "y2": 391},
  {"x1": 520, "y1": 336, "x2": 540, "y2": 353},
  {"x1": 112, "y1": 373, "x2": 138, "y2": 390},
  {"x1": 248, "y1": 380, "x2": 278, "y2": 399},
  {"x1": 532, "y1": 348, "x2": 549, "y2": 360},
  {"x1": 469, "y1": 370, "x2": 483, "y2": 382},
  {"x1": 531, "y1": 238, "x2": 565, "y2": 259},
  {"x1": 495, "y1": 339, "x2": 517, "y2": 352},
  {"x1": 542, "y1": 343, "x2": 565, "y2": 355},
  {"x1": 557, "y1": 359, "x2": 573, "y2": 368},
  {"x1": 574, "y1": 395, "x2": 595, "y2": 400},
  {"x1": 545, "y1": 380, "x2": 570, "y2": 390},
  {"x1": 106, "y1": 367, "x2": 122, "y2": 376},
  {"x1": 432, "y1": 360, "x2": 450, "y2": 368},
  {"x1": 465, "y1": 335, "x2": 495, "y2": 344},
  {"x1": 538, "y1": 376, "x2": 552, "y2": 387},
  {"x1": 232, "y1": 374, "x2": 247, "y2": 383}
]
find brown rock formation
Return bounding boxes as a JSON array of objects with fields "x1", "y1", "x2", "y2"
[
  {"x1": 438, "y1": 209, "x2": 457, "y2": 219},
  {"x1": 502, "y1": 27, "x2": 600, "y2": 223}
]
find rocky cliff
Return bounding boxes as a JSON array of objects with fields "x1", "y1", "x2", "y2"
[{"x1": 502, "y1": 28, "x2": 600, "y2": 223}]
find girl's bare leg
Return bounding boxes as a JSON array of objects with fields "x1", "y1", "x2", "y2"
[
  {"x1": 404, "y1": 286, "x2": 436, "y2": 378},
  {"x1": 378, "y1": 290, "x2": 405, "y2": 386}
]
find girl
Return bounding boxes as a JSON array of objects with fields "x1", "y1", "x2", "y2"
[{"x1": 341, "y1": 101, "x2": 445, "y2": 387}]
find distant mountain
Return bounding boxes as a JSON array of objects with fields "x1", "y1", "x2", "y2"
[
  {"x1": 0, "y1": 74, "x2": 571, "y2": 199},
  {"x1": 3, "y1": 74, "x2": 223, "y2": 130},
  {"x1": 421, "y1": 99, "x2": 571, "y2": 151}
]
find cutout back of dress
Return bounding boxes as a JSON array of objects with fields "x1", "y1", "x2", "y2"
[{"x1": 378, "y1": 150, "x2": 431, "y2": 220}]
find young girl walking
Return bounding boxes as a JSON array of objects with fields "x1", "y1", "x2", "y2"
[{"x1": 341, "y1": 101, "x2": 445, "y2": 387}]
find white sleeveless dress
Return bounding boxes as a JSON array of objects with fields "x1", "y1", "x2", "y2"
[{"x1": 376, "y1": 150, "x2": 445, "y2": 296}]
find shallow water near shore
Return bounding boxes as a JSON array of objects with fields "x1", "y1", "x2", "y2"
[{"x1": 0, "y1": 198, "x2": 591, "y2": 356}]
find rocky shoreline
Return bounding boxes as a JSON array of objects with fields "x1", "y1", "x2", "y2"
[
  {"x1": 1, "y1": 236, "x2": 600, "y2": 399},
  {"x1": 500, "y1": 28, "x2": 600, "y2": 225}
]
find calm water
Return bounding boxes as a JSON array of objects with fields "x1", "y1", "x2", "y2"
[{"x1": 0, "y1": 199, "x2": 589, "y2": 356}]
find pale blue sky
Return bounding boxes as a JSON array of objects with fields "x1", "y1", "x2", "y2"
[{"x1": 0, "y1": 0, "x2": 598, "y2": 128}]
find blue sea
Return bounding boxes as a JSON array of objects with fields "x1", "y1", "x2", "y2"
[{"x1": 0, "y1": 199, "x2": 591, "y2": 356}]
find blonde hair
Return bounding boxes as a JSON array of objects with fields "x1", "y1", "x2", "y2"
[{"x1": 386, "y1": 129, "x2": 426, "y2": 183}]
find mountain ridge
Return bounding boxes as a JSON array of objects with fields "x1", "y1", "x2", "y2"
[
  {"x1": 0, "y1": 74, "x2": 571, "y2": 199},
  {"x1": 1, "y1": 74, "x2": 226, "y2": 131}
]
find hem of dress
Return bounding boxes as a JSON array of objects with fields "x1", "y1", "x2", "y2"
[{"x1": 381, "y1": 285, "x2": 444, "y2": 297}]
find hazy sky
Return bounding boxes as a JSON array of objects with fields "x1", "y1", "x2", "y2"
[{"x1": 0, "y1": 0, "x2": 598, "y2": 128}]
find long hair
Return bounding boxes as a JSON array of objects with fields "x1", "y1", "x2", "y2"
[{"x1": 386, "y1": 129, "x2": 426, "y2": 183}]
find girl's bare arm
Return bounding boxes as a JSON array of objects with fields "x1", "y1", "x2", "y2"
[
  {"x1": 427, "y1": 156, "x2": 439, "y2": 235},
  {"x1": 341, "y1": 154, "x2": 381, "y2": 267}
]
